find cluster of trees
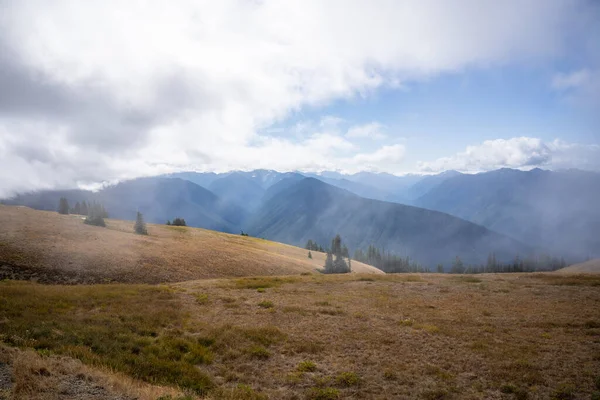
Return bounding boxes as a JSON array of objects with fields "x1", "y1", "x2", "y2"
[
  {"x1": 305, "y1": 239, "x2": 325, "y2": 253},
  {"x1": 322, "y1": 234, "x2": 351, "y2": 274},
  {"x1": 58, "y1": 198, "x2": 108, "y2": 227},
  {"x1": 446, "y1": 253, "x2": 567, "y2": 274},
  {"x1": 84, "y1": 203, "x2": 109, "y2": 227},
  {"x1": 166, "y1": 217, "x2": 186, "y2": 226},
  {"x1": 350, "y1": 244, "x2": 568, "y2": 274},
  {"x1": 353, "y1": 245, "x2": 427, "y2": 273}
]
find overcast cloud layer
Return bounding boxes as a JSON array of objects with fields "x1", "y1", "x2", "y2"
[{"x1": 0, "y1": 0, "x2": 598, "y2": 196}]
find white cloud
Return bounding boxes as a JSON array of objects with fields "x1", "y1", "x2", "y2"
[
  {"x1": 551, "y1": 68, "x2": 600, "y2": 106},
  {"x1": 351, "y1": 144, "x2": 406, "y2": 172},
  {"x1": 418, "y1": 137, "x2": 599, "y2": 173},
  {"x1": 346, "y1": 122, "x2": 387, "y2": 140},
  {"x1": 552, "y1": 69, "x2": 591, "y2": 90},
  {"x1": 0, "y1": 0, "x2": 593, "y2": 195}
]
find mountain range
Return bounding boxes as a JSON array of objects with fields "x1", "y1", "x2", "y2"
[{"x1": 3, "y1": 167, "x2": 599, "y2": 268}]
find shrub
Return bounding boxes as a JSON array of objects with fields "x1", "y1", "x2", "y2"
[
  {"x1": 298, "y1": 360, "x2": 317, "y2": 372},
  {"x1": 335, "y1": 371, "x2": 360, "y2": 387},
  {"x1": 306, "y1": 387, "x2": 340, "y2": 400},
  {"x1": 247, "y1": 345, "x2": 270, "y2": 359},
  {"x1": 84, "y1": 215, "x2": 106, "y2": 227},
  {"x1": 258, "y1": 300, "x2": 274, "y2": 309},
  {"x1": 551, "y1": 383, "x2": 576, "y2": 400}
]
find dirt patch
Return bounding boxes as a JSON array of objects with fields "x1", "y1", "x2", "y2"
[{"x1": 0, "y1": 263, "x2": 107, "y2": 285}]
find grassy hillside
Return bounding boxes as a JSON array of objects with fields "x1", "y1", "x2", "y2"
[
  {"x1": 0, "y1": 205, "x2": 381, "y2": 284},
  {"x1": 557, "y1": 259, "x2": 600, "y2": 274},
  {"x1": 1, "y1": 273, "x2": 599, "y2": 399}
]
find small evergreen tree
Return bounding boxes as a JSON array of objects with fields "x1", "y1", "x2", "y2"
[
  {"x1": 322, "y1": 234, "x2": 350, "y2": 274},
  {"x1": 324, "y1": 251, "x2": 334, "y2": 271},
  {"x1": 58, "y1": 197, "x2": 69, "y2": 215},
  {"x1": 80, "y1": 201, "x2": 88, "y2": 216},
  {"x1": 134, "y1": 211, "x2": 148, "y2": 235},
  {"x1": 166, "y1": 220, "x2": 171, "y2": 225},
  {"x1": 73, "y1": 201, "x2": 81, "y2": 215},
  {"x1": 308, "y1": 251, "x2": 312, "y2": 259},
  {"x1": 451, "y1": 256, "x2": 465, "y2": 274},
  {"x1": 437, "y1": 264, "x2": 444, "y2": 273}
]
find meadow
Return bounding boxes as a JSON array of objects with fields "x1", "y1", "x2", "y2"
[{"x1": 1, "y1": 272, "x2": 599, "y2": 399}]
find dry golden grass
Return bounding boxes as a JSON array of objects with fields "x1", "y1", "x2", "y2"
[
  {"x1": 0, "y1": 345, "x2": 185, "y2": 400},
  {"x1": 1, "y1": 273, "x2": 600, "y2": 399},
  {"x1": 556, "y1": 259, "x2": 600, "y2": 274},
  {"x1": 0, "y1": 205, "x2": 381, "y2": 283}
]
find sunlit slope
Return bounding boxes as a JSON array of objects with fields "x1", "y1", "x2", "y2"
[
  {"x1": 0, "y1": 206, "x2": 382, "y2": 283},
  {"x1": 556, "y1": 259, "x2": 600, "y2": 274}
]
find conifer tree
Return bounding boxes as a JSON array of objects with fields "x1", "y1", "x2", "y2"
[
  {"x1": 308, "y1": 251, "x2": 312, "y2": 259},
  {"x1": 81, "y1": 201, "x2": 88, "y2": 216},
  {"x1": 58, "y1": 197, "x2": 70, "y2": 215},
  {"x1": 134, "y1": 211, "x2": 148, "y2": 235}
]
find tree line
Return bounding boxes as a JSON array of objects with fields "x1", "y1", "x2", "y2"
[
  {"x1": 57, "y1": 197, "x2": 153, "y2": 236},
  {"x1": 446, "y1": 253, "x2": 567, "y2": 274},
  {"x1": 304, "y1": 236, "x2": 570, "y2": 274},
  {"x1": 353, "y1": 245, "x2": 428, "y2": 273}
]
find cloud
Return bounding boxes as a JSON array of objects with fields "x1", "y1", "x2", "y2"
[
  {"x1": 418, "y1": 137, "x2": 599, "y2": 173},
  {"x1": 351, "y1": 144, "x2": 406, "y2": 170},
  {"x1": 0, "y1": 0, "x2": 594, "y2": 195},
  {"x1": 346, "y1": 122, "x2": 387, "y2": 140},
  {"x1": 551, "y1": 68, "x2": 600, "y2": 106}
]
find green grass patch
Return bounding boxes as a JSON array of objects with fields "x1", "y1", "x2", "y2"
[
  {"x1": 0, "y1": 281, "x2": 212, "y2": 394},
  {"x1": 246, "y1": 345, "x2": 270, "y2": 359},
  {"x1": 306, "y1": 387, "x2": 340, "y2": 400},
  {"x1": 258, "y1": 300, "x2": 274, "y2": 309},
  {"x1": 335, "y1": 371, "x2": 360, "y2": 387},
  {"x1": 297, "y1": 360, "x2": 317, "y2": 372},
  {"x1": 194, "y1": 293, "x2": 209, "y2": 304}
]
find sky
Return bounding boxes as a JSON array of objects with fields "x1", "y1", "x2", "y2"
[{"x1": 0, "y1": 0, "x2": 599, "y2": 196}]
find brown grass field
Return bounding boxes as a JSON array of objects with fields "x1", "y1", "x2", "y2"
[
  {"x1": 0, "y1": 206, "x2": 599, "y2": 399},
  {"x1": 0, "y1": 274, "x2": 599, "y2": 399},
  {"x1": 0, "y1": 206, "x2": 381, "y2": 283}
]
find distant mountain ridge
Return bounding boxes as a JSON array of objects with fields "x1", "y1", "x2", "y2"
[
  {"x1": 4, "y1": 167, "x2": 597, "y2": 266},
  {"x1": 5, "y1": 178, "x2": 247, "y2": 233},
  {"x1": 416, "y1": 168, "x2": 600, "y2": 259},
  {"x1": 246, "y1": 177, "x2": 534, "y2": 268}
]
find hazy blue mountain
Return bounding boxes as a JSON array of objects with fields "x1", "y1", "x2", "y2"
[
  {"x1": 261, "y1": 173, "x2": 306, "y2": 203},
  {"x1": 404, "y1": 170, "x2": 462, "y2": 202},
  {"x1": 163, "y1": 171, "x2": 221, "y2": 188},
  {"x1": 246, "y1": 178, "x2": 533, "y2": 268},
  {"x1": 4, "y1": 189, "x2": 94, "y2": 211},
  {"x1": 234, "y1": 169, "x2": 302, "y2": 189},
  {"x1": 303, "y1": 174, "x2": 398, "y2": 202},
  {"x1": 347, "y1": 171, "x2": 424, "y2": 193},
  {"x1": 416, "y1": 168, "x2": 600, "y2": 259},
  {"x1": 6, "y1": 178, "x2": 247, "y2": 233},
  {"x1": 208, "y1": 173, "x2": 266, "y2": 211},
  {"x1": 98, "y1": 178, "x2": 247, "y2": 232}
]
